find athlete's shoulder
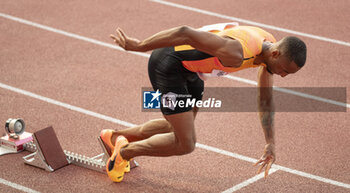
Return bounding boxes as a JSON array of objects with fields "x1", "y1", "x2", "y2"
[
  {"x1": 235, "y1": 26, "x2": 272, "y2": 34},
  {"x1": 246, "y1": 26, "x2": 276, "y2": 42}
]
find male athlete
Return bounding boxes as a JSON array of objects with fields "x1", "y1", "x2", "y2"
[{"x1": 102, "y1": 23, "x2": 307, "y2": 182}]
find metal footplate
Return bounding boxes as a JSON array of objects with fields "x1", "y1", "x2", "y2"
[
  {"x1": 22, "y1": 135, "x2": 109, "y2": 173},
  {"x1": 22, "y1": 140, "x2": 54, "y2": 172},
  {"x1": 23, "y1": 126, "x2": 69, "y2": 171},
  {"x1": 64, "y1": 151, "x2": 107, "y2": 173},
  {"x1": 1, "y1": 126, "x2": 138, "y2": 174}
]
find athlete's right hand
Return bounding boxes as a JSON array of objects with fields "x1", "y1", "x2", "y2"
[
  {"x1": 253, "y1": 143, "x2": 275, "y2": 178},
  {"x1": 110, "y1": 28, "x2": 142, "y2": 51}
]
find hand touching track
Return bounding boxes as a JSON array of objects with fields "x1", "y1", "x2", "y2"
[{"x1": 254, "y1": 143, "x2": 275, "y2": 178}]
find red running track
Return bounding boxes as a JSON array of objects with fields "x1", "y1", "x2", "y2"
[{"x1": 0, "y1": 0, "x2": 349, "y2": 192}]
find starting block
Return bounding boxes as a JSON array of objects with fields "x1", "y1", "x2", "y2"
[
  {"x1": 0, "y1": 126, "x2": 138, "y2": 174},
  {"x1": 23, "y1": 126, "x2": 69, "y2": 171}
]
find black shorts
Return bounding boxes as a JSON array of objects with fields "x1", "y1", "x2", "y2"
[{"x1": 148, "y1": 47, "x2": 204, "y2": 115}]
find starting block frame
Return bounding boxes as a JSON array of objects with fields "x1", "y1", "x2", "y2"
[{"x1": 1, "y1": 126, "x2": 138, "y2": 174}]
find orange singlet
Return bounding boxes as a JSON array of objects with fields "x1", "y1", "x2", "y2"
[{"x1": 173, "y1": 23, "x2": 276, "y2": 80}]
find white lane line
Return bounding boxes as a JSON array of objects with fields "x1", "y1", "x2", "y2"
[
  {"x1": 195, "y1": 143, "x2": 258, "y2": 163},
  {"x1": 0, "y1": 13, "x2": 348, "y2": 109},
  {"x1": 224, "y1": 75, "x2": 350, "y2": 108},
  {"x1": 150, "y1": 0, "x2": 350, "y2": 47},
  {"x1": 197, "y1": 143, "x2": 350, "y2": 189},
  {"x1": 0, "y1": 8, "x2": 349, "y2": 192},
  {"x1": 274, "y1": 165, "x2": 350, "y2": 189},
  {"x1": 221, "y1": 169, "x2": 278, "y2": 193},
  {"x1": 0, "y1": 82, "x2": 135, "y2": 128},
  {"x1": 0, "y1": 178, "x2": 40, "y2": 193},
  {"x1": 1, "y1": 82, "x2": 350, "y2": 189},
  {"x1": 0, "y1": 13, "x2": 150, "y2": 59},
  {"x1": 273, "y1": 86, "x2": 348, "y2": 108}
]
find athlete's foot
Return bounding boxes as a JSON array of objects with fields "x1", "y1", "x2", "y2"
[
  {"x1": 101, "y1": 130, "x2": 131, "y2": 173},
  {"x1": 124, "y1": 161, "x2": 130, "y2": 173},
  {"x1": 106, "y1": 135, "x2": 129, "y2": 182},
  {"x1": 100, "y1": 129, "x2": 114, "y2": 156}
]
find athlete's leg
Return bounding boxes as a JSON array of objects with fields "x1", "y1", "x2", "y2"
[
  {"x1": 111, "y1": 119, "x2": 173, "y2": 143},
  {"x1": 110, "y1": 106, "x2": 199, "y2": 144},
  {"x1": 120, "y1": 110, "x2": 196, "y2": 160},
  {"x1": 114, "y1": 47, "x2": 202, "y2": 159}
]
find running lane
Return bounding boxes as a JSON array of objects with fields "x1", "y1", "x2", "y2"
[{"x1": 1, "y1": 0, "x2": 349, "y2": 192}]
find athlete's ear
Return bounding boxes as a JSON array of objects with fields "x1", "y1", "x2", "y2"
[{"x1": 271, "y1": 50, "x2": 280, "y2": 58}]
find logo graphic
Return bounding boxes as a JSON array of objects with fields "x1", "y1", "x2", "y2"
[
  {"x1": 143, "y1": 89, "x2": 162, "y2": 109},
  {"x1": 162, "y1": 92, "x2": 178, "y2": 111},
  {"x1": 161, "y1": 92, "x2": 221, "y2": 111}
]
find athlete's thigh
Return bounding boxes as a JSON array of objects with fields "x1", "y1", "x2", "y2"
[
  {"x1": 186, "y1": 73, "x2": 204, "y2": 120},
  {"x1": 163, "y1": 111, "x2": 195, "y2": 143},
  {"x1": 193, "y1": 107, "x2": 199, "y2": 119}
]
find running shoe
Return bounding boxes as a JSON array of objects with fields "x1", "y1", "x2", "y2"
[
  {"x1": 100, "y1": 129, "x2": 130, "y2": 173},
  {"x1": 106, "y1": 135, "x2": 129, "y2": 182},
  {"x1": 100, "y1": 129, "x2": 114, "y2": 156},
  {"x1": 124, "y1": 161, "x2": 130, "y2": 173}
]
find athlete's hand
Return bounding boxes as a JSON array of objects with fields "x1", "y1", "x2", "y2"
[
  {"x1": 254, "y1": 143, "x2": 275, "y2": 178},
  {"x1": 110, "y1": 28, "x2": 142, "y2": 51}
]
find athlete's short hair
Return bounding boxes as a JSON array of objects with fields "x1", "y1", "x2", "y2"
[{"x1": 279, "y1": 36, "x2": 307, "y2": 67}]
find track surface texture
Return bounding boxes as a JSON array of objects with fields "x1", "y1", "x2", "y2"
[{"x1": 1, "y1": 0, "x2": 349, "y2": 192}]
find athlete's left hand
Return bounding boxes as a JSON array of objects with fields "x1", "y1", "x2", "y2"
[
  {"x1": 253, "y1": 143, "x2": 275, "y2": 178},
  {"x1": 110, "y1": 28, "x2": 142, "y2": 51}
]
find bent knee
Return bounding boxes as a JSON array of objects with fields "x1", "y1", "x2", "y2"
[{"x1": 176, "y1": 139, "x2": 196, "y2": 155}]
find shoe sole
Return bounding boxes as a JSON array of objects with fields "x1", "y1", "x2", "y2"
[
  {"x1": 106, "y1": 136, "x2": 128, "y2": 182},
  {"x1": 100, "y1": 130, "x2": 114, "y2": 156}
]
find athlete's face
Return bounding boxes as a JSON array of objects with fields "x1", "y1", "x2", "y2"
[{"x1": 265, "y1": 51, "x2": 301, "y2": 77}]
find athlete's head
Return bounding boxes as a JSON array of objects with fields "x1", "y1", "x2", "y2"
[{"x1": 265, "y1": 36, "x2": 307, "y2": 77}]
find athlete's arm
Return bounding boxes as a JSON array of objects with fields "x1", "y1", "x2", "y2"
[
  {"x1": 110, "y1": 26, "x2": 243, "y2": 67},
  {"x1": 254, "y1": 66, "x2": 276, "y2": 178}
]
